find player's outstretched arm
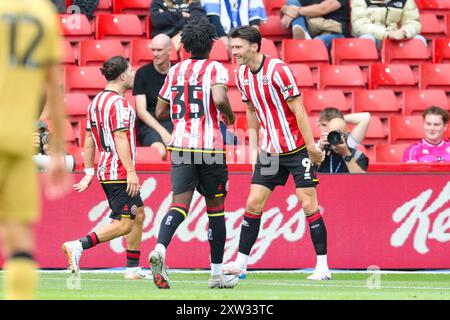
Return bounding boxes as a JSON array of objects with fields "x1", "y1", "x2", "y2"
[
  {"x1": 246, "y1": 102, "x2": 260, "y2": 167},
  {"x1": 114, "y1": 131, "x2": 140, "y2": 197},
  {"x1": 73, "y1": 132, "x2": 96, "y2": 192},
  {"x1": 287, "y1": 96, "x2": 324, "y2": 165},
  {"x1": 45, "y1": 64, "x2": 72, "y2": 199},
  {"x1": 212, "y1": 85, "x2": 235, "y2": 125},
  {"x1": 343, "y1": 112, "x2": 371, "y2": 146},
  {"x1": 155, "y1": 98, "x2": 171, "y2": 121},
  {"x1": 135, "y1": 94, "x2": 171, "y2": 145}
]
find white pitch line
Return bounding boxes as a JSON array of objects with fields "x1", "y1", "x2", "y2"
[{"x1": 3, "y1": 275, "x2": 448, "y2": 292}]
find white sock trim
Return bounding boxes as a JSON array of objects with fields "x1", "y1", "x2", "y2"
[
  {"x1": 155, "y1": 243, "x2": 166, "y2": 257},
  {"x1": 211, "y1": 263, "x2": 223, "y2": 276}
]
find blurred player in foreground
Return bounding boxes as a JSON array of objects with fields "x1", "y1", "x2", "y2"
[
  {"x1": 224, "y1": 26, "x2": 331, "y2": 280},
  {"x1": 62, "y1": 56, "x2": 149, "y2": 280},
  {"x1": 0, "y1": 0, "x2": 71, "y2": 299},
  {"x1": 149, "y1": 17, "x2": 237, "y2": 289}
]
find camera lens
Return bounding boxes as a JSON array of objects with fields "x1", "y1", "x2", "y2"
[{"x1": 327, "y1": 130, "x2": 342, "y2": 145}]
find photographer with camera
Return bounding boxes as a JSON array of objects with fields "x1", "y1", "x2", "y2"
[
  {"x1": 318, "y1": 118, "x2": 369, "y2": 173},
  {"x1": 32, "y1": 120, "x2": 75, "y2": 172}
]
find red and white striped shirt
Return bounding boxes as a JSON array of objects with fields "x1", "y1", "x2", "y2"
[
  {"x1": 158, "y1": 58, "x2": 228, "y2": 152},
  {"x1": 236, "y1": 55, "x2": 304, "y2": 154},
  {"x1": 86, "y1": 90, "x2": 137, "y2": 181}
]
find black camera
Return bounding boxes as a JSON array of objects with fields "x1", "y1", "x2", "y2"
[
  {"x1": 37, "y1": 121, "x2": 49, "y2": 155},
  {"x1": 327, "y1": 130, "x2": 344, "y2": 146}
]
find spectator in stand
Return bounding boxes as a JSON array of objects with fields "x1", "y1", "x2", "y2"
[
  {"x1": 150, "y1": 0, "x2": 206, "y2": 50},
  {"x1": 280, "y1": 0, "x2": 350, "y2": 50},
  {"x1": 351, "y1": 0, "x2": 426, "y2": 50},
  {"x1": 203, "y1": 0, "x2": 267, "y2": 47},
  {"x1": 51, "y1": 0, "x2": 66, "y2": 13},
  {"x1": 318, "y1": 118, "x2": 369, "y2": 173},
  {"x1": 133, "y1": 34, "x2": 173, "y2": 159},
  {"x1": 69, "y1": 0, "x2": 99, "y2": 19},
  {"x1": 402, "y1": 106, "x2": 450, "y2": 163},
  {"x1": 317, "y1": 108, "x2": 371, "y2": 151}
]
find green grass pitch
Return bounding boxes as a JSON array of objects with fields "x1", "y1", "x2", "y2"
[{"x1": 1, "y1": 271, "x2": 449, "y2": 300}]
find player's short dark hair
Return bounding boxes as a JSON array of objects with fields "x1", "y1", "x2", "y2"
[
  {"x1": 230, "y1": 26, "x2": 262, "y2": 52},
  {"x1": 423, "y1": 106, "x2": 449, "y2": 124},
  {"x1": 318, "y1": 107, "x2": 344, "y2": 122},
  {"x1": 181, "y1": 17, "x2": 217, "y2": 57},
  {"x1": 100, "y1": 56, "x2": 129, "y2": 81}
]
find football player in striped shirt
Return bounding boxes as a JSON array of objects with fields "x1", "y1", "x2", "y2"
[
  {"x1": 62, "y1": 56, "x2": 149, "y2": 280},
  {"x1": 148, "y1": 18, "x2": 238, "y2": 289},
  {"x1": 223, "y1": 26, "x2": 331, "y2": 280}
]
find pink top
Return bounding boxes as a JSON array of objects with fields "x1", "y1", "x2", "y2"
[{"x1": 402, "y1": 139, "x2": 450, "y2": 163}]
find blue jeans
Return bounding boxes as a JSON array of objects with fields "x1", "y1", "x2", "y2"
[
  {"x1": 287, "y1": 0, "x2": 345, "y2": 50},
  {"x1": 287, "y1": 0, "x2": 308, "y2": 32},
  {"x1": 315, "y1": 33, "x2": 345, "y2": 50}
]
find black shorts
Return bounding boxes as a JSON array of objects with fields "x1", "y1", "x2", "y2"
[
  {"x1": 170, "y1": 150, "x2": 228, "y2": 199},
  {"x1": 251, "y1": 146, "x2": 318, "y2": 191},
  {"x1": 101, "y1": 182, "x2": 144, "y2": 220},
  {"x1": 137, "y1": 120, "x2": 173, "y2": 146}
]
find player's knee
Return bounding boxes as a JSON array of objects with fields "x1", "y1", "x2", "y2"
[
  {"x1": 118, "y1": 220, "x2": 133, "y2": 235},
  {"x1": 301, "y1": 197, "x2": 316, "y2": 213},
  {"x1": 246, "y1": 195, "x2": 265, "y2": 213},
  {"x1": 134, "y1": 208, "x2": 145, "y2": 224}
]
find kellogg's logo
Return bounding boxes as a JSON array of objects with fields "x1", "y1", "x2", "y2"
[{"x1": 391, "y1": 181, "x2": 450, "y2": 254}]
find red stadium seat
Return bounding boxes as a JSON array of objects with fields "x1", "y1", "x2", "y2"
[
  {"x1": 388, "y1": 115, "x2": 423, "y2": 144},
  {"x1": 78, "y1": 40, "x2": 125, "y2": 66},
  {"x1": 318, "y1": 65, "x2": 365, "y2": 91},
  {"x1": 62, "y1": 41, "x2": 76, "y2": 65},
  {"x1": 281, "y1": 39, "x2": 329, "y2": 67},
  {"x1": 261, "y1": 38, "x2": 279, "y2": 58},
  {"x1": 95, "y1": 14, "x2": 143, "y2": 40},
  {"x1": 130, "y1": 39, "x2": 179, "y2": 66},
  {"x1": 145, "y1": 15, "x2": 153, "y2": 39},
  {"x1": 420, "y1": 14, "x2": 446, "y2": 38},
  {"x1": 302, "y1": 90, "x2": 349, "y2": 115},
  {"x1": 381, "y1": 39, "x2": 430, "y2": 65},
  {"x1": 64, "y1": 66, "x2": 106, "y2": 96},
  {"x1": 308, "y1": 116, "x2": 321, "y2": 139},
  {"x1": 180, "y1": 40, "x2": 230, "y2": 63},
  {"x1": 93, "y1": 0, "x2": 112, "y2": 15},
  {"x1": 290, "y1": 64, "x2": 315, "y2": 89},
  {"x1": 368, "y1": 64, "x2": 416, "y2": 91},
  {"x1": 225, "y1": 64, "x2": 239, "y2": 87},
  {"x1": 403, "y1": 89, "x2": 449, "y2": 115},
  {"x1": 432, "y1": 38, "x2": 450, "y2": 63},
  {"x1": 112, "y1": 0, "x2": 151, "y2": 15},
  {"x1": 353, "y1": 90, "x2": 401, "y2": 117},
  {"x1": 59, "y1": 14, "x2": 92, "y2": 41},
  {"x1": 259, "y1": 15, "x2": 291, "y2": 42},
  {"x1": 228, "y1": 88, "x2": 247, "y2": 114},
  {"x1": 331, "y1": 38, "x2": 379, "y2": 66},
  {"x1": 45, "y1": 119, "x2": 77, "y2": 146},
  {"x1": 420, "y1": 0, "x2": 450, "y2": 14},
  {"x1": 65, "y1": 93, "x2": 90, "y2": 119},
  {"x1": 375, "y1": 144, "x2": 410, "y2": 163},
  {"x1": 264, "y1": 0, "x2": 286, "y2": 15},
  {"x1": 363, "y1": 116, "x2": 388, "y2": 145},
  {"x1": 419, "y1": 63, "x2": 450, "y2": 90},
  {"x1": 136, "y1": 146, "x2": 164, "y2": 163}
]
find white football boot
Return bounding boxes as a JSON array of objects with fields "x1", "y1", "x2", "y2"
[{"x1": 61, "y1": 241, "x2": 83, "y2": 275}]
